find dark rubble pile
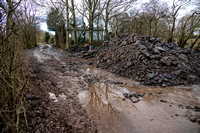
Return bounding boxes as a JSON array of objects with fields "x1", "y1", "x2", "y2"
[
  {"x1": 93, "y1": 33, "x2": 200, "y2": 86},
  {"x1": 67, "y1": 45, "x2": 89, "y2": 52}
]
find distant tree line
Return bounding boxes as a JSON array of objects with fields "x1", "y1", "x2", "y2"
[
  {"x1": 43, "y1": 0, "x2": 200, "y2": 49},
  {"x1": 115, "y1": 0, "x2": 200, "y2": 48},
  {"x1": 45, "y1": 0, "x2": 136, "y2": 49}
]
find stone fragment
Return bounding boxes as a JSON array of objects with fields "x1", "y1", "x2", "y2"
[
  {"x1": 128, "y1": 36, "x2": 133, "y2": 42},
  {"x1": 119, "y1": 50, "x2": 124, "y2": 55},
  {"x1": 126, "y1": 62, "x2": 133, "y2": 68},
  {"x1": 171, "y1": 60, "x2": 178, "y2": 65},
  {"x1": 178, "y1": 54, "x2": 188, "y2": 61},
  {"x1": 166, "y1": 43, "x2": 176, "y2": 48},
  {"x1": 27, "y1": 94, "x2": 34, "y2": 100},
  {"x1": 187, "y1": 75, "x2": 196, "y2": 83},
  {"x1": 161, "y1": 56, "x2": 172, "y2": 66},
  {"x1": 134, "y1": 36, "x2": 139, "y2": 42},
  {"x1": 156, "y1": 46, "x2": 166, "y2": 52},
  {"x1": 155, "y1": 91, "x2": 162, "y2": 95},
  {"x1": 155, "y1": 42, "x2": 162, "y2": 47},
  {"x1": 150, "y1": 55, "x2": 161, "y2": 59},
  {"x1": 174, "y1": 70, "x2": 182, "y2": 75},
  {"x1": 157, "y1": 38, "x2": 163, "y2": 42},
  {"x1": 150, "y1": 37, "x2": 156, "y2": 42},
  {"x1": 160, "y1": 99, "x2": 167, "y2": 103},
  {"x1": 141, "y1": 50, "x2": 150, "y2": 57},
  {"x1": 146, "y1": 73, "x2": 154, "y2": 79},
  {"x1": 147, "y1": 43, "x2": 153, "y2": 50},
  {"x1": 161, "y1": 84, "x2": 167, "y2": 87},
  {"x1": 194, "y1": 106, "x2": 200, "y2": 112},
  {"x1": 121, "y1": 41, "x2": 128, "y2": 46},
  {"x1": 153, "y1": 47, "x2": 160, "y2": 54},
  {"x1": 144, "y1": 35, "x2": 151, "y2": 40},
  {"x1": 51, "y1": 82, "x2": 57, "y2": 87},
  {"x1": 164, "y1": 74, "x2": 172, "y2": 79},
  {"x1": 138, "y1": 45, "x2": 147, "y2": 50},
  {"x1": 123, "y1": 93, "x2": 129, "y2": 99},
  {"x1": 135, "y1": 51, "x2": 141, "y2": 59}
]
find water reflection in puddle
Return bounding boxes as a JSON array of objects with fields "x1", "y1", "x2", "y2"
[
  {"x1": 89, "y1": 83, "x2": 130, "y2": 114},
  {"x1": 79, "y1": 82, "x2": 200, "y2": 133}
]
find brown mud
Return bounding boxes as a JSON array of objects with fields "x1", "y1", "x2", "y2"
[{"x1": 26, "y1": 44, "x2": 200, "y2": 133}]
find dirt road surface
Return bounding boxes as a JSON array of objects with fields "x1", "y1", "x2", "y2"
[{"x1": 26, "y1": 44, "x2": 200, "y2": 133}]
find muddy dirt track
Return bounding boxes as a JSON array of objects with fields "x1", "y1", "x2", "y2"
[{"x1": 26, "y1": 44, "x2": 200, "y2": 133}]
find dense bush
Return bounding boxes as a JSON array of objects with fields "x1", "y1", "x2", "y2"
[{"x1": 0, "y1": 0, "x2": 37, "y2": 132}]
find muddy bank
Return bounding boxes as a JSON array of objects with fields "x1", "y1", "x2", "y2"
[{"x1": 87, "y1": 33, "x2": 200, "y2": 86}]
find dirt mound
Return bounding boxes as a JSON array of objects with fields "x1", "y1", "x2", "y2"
[{"x1": 92, "y1": 33, "x2": 200, "y2": 86}]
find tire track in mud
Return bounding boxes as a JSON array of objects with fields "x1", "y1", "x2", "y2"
[{"x1": 26, "y1": 44, "x2": 98, "y2": 133}]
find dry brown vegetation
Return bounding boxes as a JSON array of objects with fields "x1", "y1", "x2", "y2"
[{"x1": 0, "y1": 0, "x2": 38, "y2": 132}]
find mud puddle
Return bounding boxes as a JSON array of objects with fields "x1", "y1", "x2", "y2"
[
  {"x1": 33, "y1": 44, "x2": 64, "y2": 63},
  {"x1": 79, "y1": 67, "x2": 200, "y2": 133}
]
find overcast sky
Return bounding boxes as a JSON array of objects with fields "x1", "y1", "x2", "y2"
[{"x1": 40, "y1": 0, "x2": 197, "y2": 33}]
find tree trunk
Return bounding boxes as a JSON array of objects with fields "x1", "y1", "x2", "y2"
[
  {"x1": 83, "y1": 22, "x2": 86, "y2": 43},
  {"x1": 55, "y1": 31, "x2": 59, "y2": 46},
  {"x1": 61, "y1": 22, "x2": 65, "y2": 48},
  {"x1": 104, "y1": 0, "x2": 110, "y2": 40},
  {"x1": 89, "y1": 14, "x2": 93, "y2": 45},
  {"x1": 168, "y1": 2, "x2": 185, "y2": 43},
  {"x1": 190, "y1": 34, "x2": 200, "y2": 48},
  {"x1": 179, "y1": 12, "x2": 196, "y2": 48},
  {"x1": 152, "y1": 21, "x2": 158, "y2": 36},
  {"x1": 97, "y1": 20, "x2": 99, "y2": 42},
  {"x1": 168, "y1": 16, "x2": 176, "y2": 43},
  {"x1": 71, "y1": 0, "x2": 77, "y2": 45},
  {"x1": 66, "y1": 0, "x2": 69, "y2": 49},
  {"x1": 6, "y1": 0, "x2": 13, "y2": 36},
  {"x1": 104, "y1": 13, "x2": 109, "y2": 40},
  {"x1": 148, "y1": 21, "x2": 152, "y2": 36},
  {"x1": 6, "y1": 0, "x2": 14, "y2": 79},
  {"x1": 115, "y1": 27, "x2": 118, "y2": 37},
  {"x1": 88, "y1": 0, "x2": 93, "y2": 45}
]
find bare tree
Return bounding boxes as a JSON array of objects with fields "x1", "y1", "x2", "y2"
[
  {"x1": 142, "y1": 0, "x2": 168, "y2": 36},
  {"x1": 47, "y1": 7, "x2": 66, "y2": 48},
  {"x1": 103, "y1": 0, "x2": 136, "y2": 40},
  {"x1": 177, "y1": 11, "x2": 200, "y2": 47},
  {"x1": 15, "y1": 0, "x2": 39, "y2": 48},
  {"x1": 0, "y1": 0, "x2": 34, "y2": 132},
  {"x1": 81, "y1": 0, "x2": 100, "y2": 45},
  {"x1": 66, "y1": 0, "x2": 70, "y2": 48},
  {"x1": 167, "y1": 0, "x2": 191, "y2": 43},
  {"x1": 70, "y1": 0, "x2": 77, "y2": 45},
  {"x1": 50, "y1": 0, "x2": 70, "y2": 49}
]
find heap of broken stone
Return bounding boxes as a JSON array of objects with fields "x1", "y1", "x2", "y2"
[{"x1": 93, "y1": 33, "x2": 200, "y2": 86}]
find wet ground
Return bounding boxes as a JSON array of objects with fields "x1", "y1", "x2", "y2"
[{"x1": 26, "y1": 44, "x2": 200, "y2": 133}]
